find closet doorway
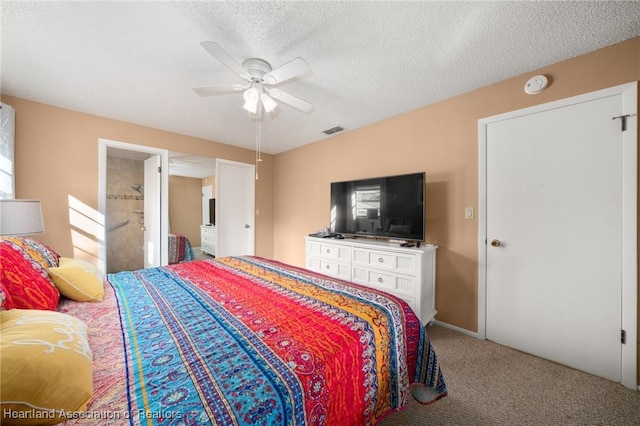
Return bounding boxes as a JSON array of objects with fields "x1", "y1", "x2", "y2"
[{"x1": 478, "y1": 82, "x2": 637, "y2": 389}]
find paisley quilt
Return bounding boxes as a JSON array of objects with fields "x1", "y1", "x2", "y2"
[
  {"x1": 167, "y1": 233, "x2": 195, "y2": 264},
  {"x1": 61, "y1": 256, "x2": 446, "y2": 425}
]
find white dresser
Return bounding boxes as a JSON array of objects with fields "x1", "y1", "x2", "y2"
[
  {"x1": 305, "y1": 236, "x2": 437, "y2": 324},
  {"x1": 200, "y1": 225, "x2": 216, "y2": 256}
]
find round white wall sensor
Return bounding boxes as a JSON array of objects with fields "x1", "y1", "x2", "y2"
[{"x1": 524, "y1": 75, "x2": 548, "y2": 94}]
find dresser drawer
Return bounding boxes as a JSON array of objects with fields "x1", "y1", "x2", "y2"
[
  {"x1": 201, "y1": 226, "x2": 217, "y2": 255},
  {"x1": 308, "y1": 256, "x2": 351, "y2": 281},
  {"x1": 352, "y1": 266, "x2": 417, "y2": 297},
  {"x1": 308, "y1": 240, "x2": 351, "y2": 262},
  {"x1": 352, "y1": 248, "x2": 418, "y2": 275}
]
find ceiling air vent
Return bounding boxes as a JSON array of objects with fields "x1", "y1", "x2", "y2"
[{"x1": 322, "y1": 126, "x2": 344, "y2": 135}]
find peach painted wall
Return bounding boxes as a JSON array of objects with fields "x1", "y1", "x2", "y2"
[
  {"x1": 202, "y1": 175, "x2": 216, "y2": 192},
  {"x1": 4, "y1": 95, "x2": 275, "y2": 261},
  {"x1": 273, "y1": 37, "x2": 640, "y2": 340},
  {"x1": 168, "y1": 175, "x2": 202, "y2": 247}
]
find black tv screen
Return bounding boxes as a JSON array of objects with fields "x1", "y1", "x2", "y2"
[
  {"x1": 209, "y1": 198, "x2": 215, "y2": 225},
  {"x1": 330, "y1": 172, "x2": 425, "y2": 241}
]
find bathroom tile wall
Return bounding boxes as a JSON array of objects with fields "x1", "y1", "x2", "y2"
[{"x1": 106, "y1": 157, "x2": 144, "y2": 272}]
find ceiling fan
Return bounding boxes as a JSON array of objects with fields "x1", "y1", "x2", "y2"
[{"x1": 193, "y1": 41, "x2": 313, "y2": 114}]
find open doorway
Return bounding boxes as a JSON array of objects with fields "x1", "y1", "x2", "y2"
[
  {"x1": 105, "y1": 150, "x2": 145, "y2": 272},
  {"x1": 167, "y1": 152, "x2": 217, "y2": 260},
  {"x1": 98, "y1": 139, "x2": 169, "y2": 274},
  {"x1": 167, "y1": 155, "x2": 255, "y2": 259}
]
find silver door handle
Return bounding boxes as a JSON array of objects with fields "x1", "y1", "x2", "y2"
[{"x1": 244, "y1": 224, "x2": 250, "y2": 229}]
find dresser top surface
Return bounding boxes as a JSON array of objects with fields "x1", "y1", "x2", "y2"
[{"x1": 305, "y1": 235, "x2": 437, "y2": 254}]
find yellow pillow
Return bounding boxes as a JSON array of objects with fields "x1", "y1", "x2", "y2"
[
  {"x1": 48, "y1": 258, "x2": 104, "y2": 302},
  {"x1": 0, "y1": 309, "x2": 93, "y2": 425}
]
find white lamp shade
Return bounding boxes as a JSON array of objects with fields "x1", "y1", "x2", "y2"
[
  {"x1": 242, "y1": 100, "x2": 258, "y2": 114},
  {"x1": 242, "y1": 87, "x2": 259, "y2": 113},
  {"x1": 260, "y1": 93, "x2": 277, "y2": 113},
  {"x1": 0, "y1": 199, "x2": 45, "y2": 236}
]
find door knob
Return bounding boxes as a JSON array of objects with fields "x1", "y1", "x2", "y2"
[
  {"x1": 244, "y1": 224, "x2": 250, "y2": 229},
  {"x1": 490, "y1": 239, "x2": 501, "y2": 247}
]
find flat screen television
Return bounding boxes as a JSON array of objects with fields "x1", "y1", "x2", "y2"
[
  {"x1": 330, "y1": 172, "x2": 425, "y2": 241},
  {"x1": 208, "y1": 198, "x2": 215, "y2": 225}
]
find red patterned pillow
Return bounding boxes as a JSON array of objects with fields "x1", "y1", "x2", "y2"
[
  {"x1": 1, "y1": 237, "x2": 60, "y2": 269},
  {"x1": 0, "y1": 243, "x2": 59, "y2": 310}
]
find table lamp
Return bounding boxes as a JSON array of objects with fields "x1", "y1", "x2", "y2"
[{"x1": 0, "y1": 199, "x2": 45, "y2": 236}]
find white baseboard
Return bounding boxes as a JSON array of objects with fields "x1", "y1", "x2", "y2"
[{"x1": 431, "y1": 320, "x2": 480, "y2": 339}]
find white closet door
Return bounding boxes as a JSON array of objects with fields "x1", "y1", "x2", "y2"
[
  {"x1": 215, "y1": 159, "x2": 255, "y2": 257},
  {"x1": 485, "y1": 91, "x2": 627, "y2": 382}
]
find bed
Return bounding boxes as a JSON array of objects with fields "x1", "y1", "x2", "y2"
[
  {"x1": 167, "y1": 233, "x2": 195, "y2": 264},
  {"x1": 0, "y1": 237, "x2": 447, "y2": 425}
]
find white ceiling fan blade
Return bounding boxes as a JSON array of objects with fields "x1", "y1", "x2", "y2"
[
  {"x1": 263, "y1": 57, "x2": 311, "y2": 85},
  {"x1": 200, "y1": 41, "x2": 251, "y2": 81},
  {"x1": 192, "y1": 84, "x2": 245, "y2": 97},
  {"x1": 269, "y1": 89, "x2": 313, "y2": 113}
]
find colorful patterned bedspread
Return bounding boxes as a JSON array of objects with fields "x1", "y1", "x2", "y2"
[
  {"x1": 60, "y1": 256, "x2": 446, "y2": 425},
  {"x1": 167, "y1": 233, "x2": 195, "y2": 264}
]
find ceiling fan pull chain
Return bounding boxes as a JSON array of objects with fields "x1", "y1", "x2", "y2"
[{"x1": 255, "y1": 105, "x2": 263, "y2": 180}]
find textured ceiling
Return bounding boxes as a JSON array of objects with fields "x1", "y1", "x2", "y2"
[{"x1": 2, "y1": 1, "x2": 640, "y2": 155}]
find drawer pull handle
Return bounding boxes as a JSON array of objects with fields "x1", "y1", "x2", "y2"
[
  {"x1": 325, "y1": 265, "x2": 330, "y2": 269},
  {"x1": 378, "y1": 258, "x2": 384, "y2": 263},
  {"x1": 378, "y1": 277, "x2": 384, "y2": 283},
  {"x1": 326, "y1": 249, "x2": 331, "y2": 253}
]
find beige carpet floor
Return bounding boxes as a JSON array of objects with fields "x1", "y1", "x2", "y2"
[
  {"x1": 191, "y1": 247, "x2": 214, "y2": 261},
  {"x1": 379, "y1": 325, "x2": 640, "y2": 425}
]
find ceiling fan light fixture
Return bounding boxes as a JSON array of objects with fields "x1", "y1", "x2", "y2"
[
  {"x1": 261, "y1": 93, "x2": 277, "y2": 113},
  {"x1": 242, "y1": 87, "x2": 259, "y2": 113},
  {"x1": 243, "y1": 86, "x2": 259, "y2": 102},
  {"x1": 195, "y1": 41, "x2": 315, "y2": 178},
  {"x1": 243, "y1": 100, "x2": 258, "y2": 114},
  {"x1": 195, "y1": 42, "x2": 314, "y2": 114}
]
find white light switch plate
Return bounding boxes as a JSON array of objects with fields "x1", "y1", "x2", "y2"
[{"x1": 465, "y1": 207, "x2": 474, "y2": 220}]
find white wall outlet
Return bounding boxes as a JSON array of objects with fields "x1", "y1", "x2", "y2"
[{"x1": 465, "y1": 207, "x2": 474, "y2": 220}]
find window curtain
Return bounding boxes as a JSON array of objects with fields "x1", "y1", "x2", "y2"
[{"x1": 0, "y1": 102, "x2": 16, "y2": 199}]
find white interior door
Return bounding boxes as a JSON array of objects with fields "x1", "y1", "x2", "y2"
[
  {"x1": 481, "y1": 84, "x2": 637, "y2": 385},
  {"x1": 144, "y1": 155, "x2": 161, "y2": 268},
  {"x1": 215, "y1": 159, "x2": 255, "y2": 257}
]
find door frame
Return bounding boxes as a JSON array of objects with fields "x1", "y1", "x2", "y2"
[
  {"x1": 98, "y1": 138, "x2": 169, "y2": 273},
  {"x1": 143, "y1": 154, "x2": 162, "y2": 268},
  {"x1": 477, "y1": 82, "x2": 637, "y2": 389}
]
